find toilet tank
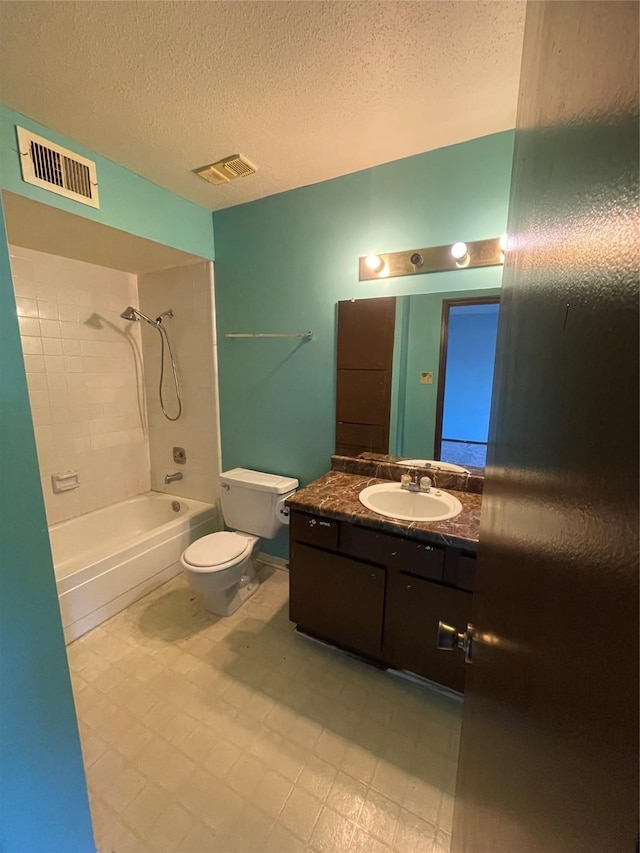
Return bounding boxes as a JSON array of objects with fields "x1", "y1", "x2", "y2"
[{"x1": 220, "y1": 468, "x2": 298, "y2": 539}]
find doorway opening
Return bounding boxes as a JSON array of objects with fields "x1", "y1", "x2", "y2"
[{"x1": 434, "y1": 298, "x2": 500, "y2": 467}]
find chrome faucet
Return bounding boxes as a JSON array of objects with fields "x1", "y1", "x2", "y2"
[
  {"x1": 401, "y1": 471, "x2": 420, "y2": 492},
  {"x1": 164, "y1": 472, "x2": 183, "y2": 484},
  {"x1": 400, "y1": 471, "x2": 432, "y2": 493}
]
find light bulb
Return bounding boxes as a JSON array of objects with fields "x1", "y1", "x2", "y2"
[
  {"x1": 364, "y1": 254, "x2": 385, "y2": 274},
  {"x1": 451, "y1": 242, "x2": 468, "y2": 260}
]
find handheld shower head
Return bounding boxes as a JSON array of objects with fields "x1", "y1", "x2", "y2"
[
  {"x1": 120, "y1": 305, "x2": 182, "y2": 421},
  {"x1": 120, "y1": 306, "x2": 138, "y2": 321},
  {"x1": 119, "y1": 306, "x2": 158, "y2": 327}
]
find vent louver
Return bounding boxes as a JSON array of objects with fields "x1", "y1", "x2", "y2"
[
  {"x1": 16, "y1": 127, "x2": 99, "y2": 208},
  {"x1": 194, "y1": 154, "x2": 257, "y2": 186}
]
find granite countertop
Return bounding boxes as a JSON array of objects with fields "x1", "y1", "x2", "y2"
[
  {"x1": 286, "y1": 470, "x2": 482, "y2": 550},
  {"x1": 331, "y1": 454, "x2": 484, "y2": 494}
]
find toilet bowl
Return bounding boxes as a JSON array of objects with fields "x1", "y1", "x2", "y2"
[
  {"x1": 180, "y1": 468, "x2": 298, "y2": 616},
  {"x1": 181, "y1": 531, "x2": 260, "y2": 616}
]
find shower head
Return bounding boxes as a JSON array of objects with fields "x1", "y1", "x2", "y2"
[{"x1": 119, "y1": 306, "x2": 157, "y2": 327}]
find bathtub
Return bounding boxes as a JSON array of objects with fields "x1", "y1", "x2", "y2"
[{"x1": 51, "y1": 492, "x2": 218, "y2": 643}]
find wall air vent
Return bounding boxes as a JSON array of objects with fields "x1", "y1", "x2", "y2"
[
  {"x1": 194, "y1": 154, "x2": 258, "y2": 186},
  {"x1": 16, "y1": 126, "x2": 99, "y2": 208}
]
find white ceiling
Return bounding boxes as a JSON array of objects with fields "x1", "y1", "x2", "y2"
[{"x1": 0, "y1": 1, "x2": 525, "y2": 213}]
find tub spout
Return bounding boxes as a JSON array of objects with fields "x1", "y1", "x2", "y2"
[{"x1": 165, "y1": 472, "x2": 183, "y2": 484}]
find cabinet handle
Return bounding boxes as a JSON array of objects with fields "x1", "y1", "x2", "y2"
[
  {"x1": 406, "y1": 584, "x2": 412, "y2": 590},
  {"x1": 371, "y1": 573, "x2": 377, "y2": 579}
]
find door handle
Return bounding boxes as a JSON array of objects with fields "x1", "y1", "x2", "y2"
[{"x1": 437, "y1": 620, "x2": 474, "y2": 663}]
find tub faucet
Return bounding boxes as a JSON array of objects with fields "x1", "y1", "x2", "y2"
[{"x1": 165, "y1": 472, "x2": 183, "y2": 484}]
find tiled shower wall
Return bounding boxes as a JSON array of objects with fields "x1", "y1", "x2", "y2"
[
  {"x1": 10, "y1": 245, "x2": 150, "y2": 525},
  {"x1": 138, "y1": 262, "x2": 220, "y2": 507}
]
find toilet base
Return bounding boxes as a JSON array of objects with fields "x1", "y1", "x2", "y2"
[{"x1": 200, "y1": 565, "x2": 259, "y2": 616}]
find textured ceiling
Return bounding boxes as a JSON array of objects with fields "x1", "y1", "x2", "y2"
[{"x1": 0, "y1": 1, "x2": 525, "y2": 212}]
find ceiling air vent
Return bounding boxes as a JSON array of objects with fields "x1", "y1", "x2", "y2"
[
  {"x1": 16, "y1": 126, "x2": 99, "y2": 209},
  {"x1": 194, "y1": 154, "x2": 257, "y2": 186}
]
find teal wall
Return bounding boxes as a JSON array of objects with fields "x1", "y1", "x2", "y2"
[
  {"x1": 0, "y1": 199, "x2": 95, "y2": 851},
  {"x1": 0, "y1": 104, "x2": 215, "y2": 259},
  {"x1": 214, "y1": 131, "x2": 514, "y2": 557}
]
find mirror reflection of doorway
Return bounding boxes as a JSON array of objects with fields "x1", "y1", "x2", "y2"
[{"x1": 435, "y1": 298, "x2": 500, "y2": 467}]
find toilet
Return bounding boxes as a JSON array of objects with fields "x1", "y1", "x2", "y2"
[{"x1": 180, "y1": 467, "x2": 298, "y2": 616}]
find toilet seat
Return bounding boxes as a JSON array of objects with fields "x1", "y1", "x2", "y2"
[{"x1": 182, "y1": 531, "x2": 253, "y2": 573}]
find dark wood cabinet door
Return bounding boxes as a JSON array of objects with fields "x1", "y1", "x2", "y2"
[
  {"x1": 335, "y1": 296, "x2": 396, "y2": 455},
  {"x1": 384, "y1": 573, "x2": 472, "y2": 692},
  {"x1": 289, "y1": 543, "x2": 385, "y2": 659}
]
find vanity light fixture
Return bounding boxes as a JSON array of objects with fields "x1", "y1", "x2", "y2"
[
  {"x1": 499, "y1": 233, "x2": 508, "y2": 263},
  {"x1": 364, "y1": 254, "x2": 386, "y2": 274},
  {"x1": 451, "y1": 241, "x2": 470, "y2": 267},
  {"x1": 358, "y1": 237, "x2": 504, "y2": 281}
]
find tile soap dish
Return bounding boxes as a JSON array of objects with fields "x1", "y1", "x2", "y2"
[{"x1": 51, "y1": 470, "x2": 80, "y2": 493}]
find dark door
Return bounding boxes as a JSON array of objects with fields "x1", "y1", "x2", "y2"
[
  {"x1": 452, "y1": 4, "x2": 639, "y2": 853},
  {"x1": 335, "y1": 296, "x2": 396, "y2": 455}
]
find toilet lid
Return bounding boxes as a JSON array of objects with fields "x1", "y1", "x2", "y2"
[{"x1": 183, "y1": 532, "x2": 250, "y2": 568}]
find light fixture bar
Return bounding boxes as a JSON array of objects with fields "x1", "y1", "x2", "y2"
[{"x1": 358, "y1": 237, "x2": 503, "y2": 281}]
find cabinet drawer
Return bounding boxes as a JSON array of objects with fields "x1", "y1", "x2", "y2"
[
  {"x1": 339, "y1": 523, "x2": 401, "y2": 566},
  {"x1": 443, "y1": 549, "x2": 477, "y2": 591},
  {"x1": 383, "y1": 572, "x2": 472, "y2": 692},
  {"x1": 396, "y1": 538, "x2": 445, "y2": 582},
  {"x1": 457, "y1": 554, "x2": 476, "y2": 592},
  {"x1": 291, "y1": 511, "x2": 339, "y2": 551}
]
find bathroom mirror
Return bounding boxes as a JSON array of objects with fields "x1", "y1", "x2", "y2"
[{"x1": 335, "y1": 287, "x2": 501, "y2": 468}]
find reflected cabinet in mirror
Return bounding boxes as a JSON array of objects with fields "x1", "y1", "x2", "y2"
[{"x1": 335, "y1": 289, "x2": 500, "y2": 469}]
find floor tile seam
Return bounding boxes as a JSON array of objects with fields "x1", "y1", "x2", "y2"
[
  {"x1": 335, "y1": 765, "x2": 377, "y2": 795},
  {"x1": 390, "y1": 809, "x2": 440, "y2": 852},
  {"x1": 351, "y1": 810, "x2": 399, "y2": 848},
  {"x1": 92, "y1": 784, "x2": 154, "y2": 839},
  {"x1": 85, "y1": 741, "x2": 141, "y2": 780},
  {"x1": 277, "y1": 785, "x2": 326, "y2": 843},
  {"x1": 332, "y1": 795, "x2": 366, "y2": 828},
  {"x1": 118, "y1": 784, "x2": 171, "y2": 843},
  {"x1": 399, "y1": 791, "x2": 443, "y2": 827}
]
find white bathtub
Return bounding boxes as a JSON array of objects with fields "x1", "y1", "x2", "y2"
[{"x1": 51, "y1": 492, "x2": 218, "y2": 643}]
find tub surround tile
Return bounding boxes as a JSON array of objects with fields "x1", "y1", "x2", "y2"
[
  {"x1": 138, "y1": 262, "x2": 220, "y2": 508},
  {"x1": 10, "y1": 245, "x2": 150, "y2": 526},
  {"x1": 287, "y1": 470, "x2": 481, "y2": 549},
  {"x1": 11, "y1": 248, "x2": 222, "y2": 528},
  {"x1": 67, "y1": 568, "x2": 458, "y2": 853}
]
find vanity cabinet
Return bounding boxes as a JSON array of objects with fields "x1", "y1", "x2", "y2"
[
  {"x1": 289, "y1": 509, "x2": 475, "y2": 692},
  {"x1": 289, "y1": 544, "x2": 385, "y2": 658},
  {"x1": 384, "y1": 572, "x2": 471, "y2": 692}
]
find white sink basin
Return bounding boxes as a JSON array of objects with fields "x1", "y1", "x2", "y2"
[
  {"x1": 359, "y1": 483, "x2": 463, "y2": 523},
  {"x1": 399, "y1": 459, "x2": 471, "y2": 474}
]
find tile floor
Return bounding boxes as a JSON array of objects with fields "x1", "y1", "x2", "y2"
[{"x1": 67, "y1": 565, "x2": 462, "y2": 853}]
